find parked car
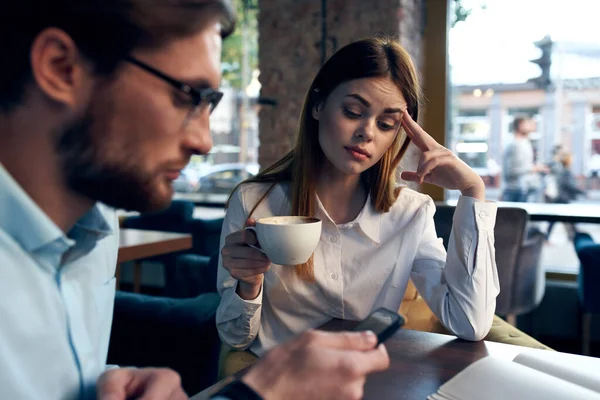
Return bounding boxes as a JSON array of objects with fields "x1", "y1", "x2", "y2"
[
  {"x1": 172, "y1": 168, "x2": 201, "y2": 193},
  {"x1": 174, "y1": 163, "x2": 260, "y2": 203},
  {"x1": 197, "y1": 163, "x2": 259, "y2": 194}
]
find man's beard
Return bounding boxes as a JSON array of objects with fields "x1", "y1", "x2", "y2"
[{"x1": 55, "y1": 111, "x2": 171, "y2": 213}]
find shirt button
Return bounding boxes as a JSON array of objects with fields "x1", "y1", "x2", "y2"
[
  {"x1": 331, "y1": 273, "x2": 338, "y2": 280},
  {"x1": 479, "y1": 212, "x2": 488, "y2": 218},
  {"x1": 330, "y1": 236, "x2": 338, "y2": 243}
]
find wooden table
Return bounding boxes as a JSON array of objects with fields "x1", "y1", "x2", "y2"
[
  {"x1": 321, "y1": 320, "x2": 537, "y2": 399},
  {"x1": 437, "y1": 200, "x2": 600, "y2": 224},
  {"x1": 193, "y1": 320, "x2": 544, "y2": 400},
  {"x1": 118, "y1": 229, "x2": 193, "y2": 292}
]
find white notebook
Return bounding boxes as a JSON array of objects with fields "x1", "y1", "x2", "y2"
[{"x1": 428, "y1": 350, "x2": 600, "y2": 400}]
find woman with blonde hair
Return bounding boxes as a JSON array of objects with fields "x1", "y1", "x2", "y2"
[
  {"x1": 546, "y1": 150, "x2": 586, "y2": 239},
  {"x1": 216, "y1": 37, "x2": 499, "y2": 355}
]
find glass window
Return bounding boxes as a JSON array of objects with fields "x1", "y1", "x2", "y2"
[
  {"x1": 451, "y1": 110, "x2": 491, "y2": 176},
  {"x1": 449, "y1": 0, "x2": 600, "y2": 276},
  {"x1": 174, "y1": 0, "x2": 259, "y2": 205}
]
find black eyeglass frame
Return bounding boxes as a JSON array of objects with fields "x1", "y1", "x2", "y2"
[{"x1": 125, "y1": 56, "x2": 223, "y2": 113}]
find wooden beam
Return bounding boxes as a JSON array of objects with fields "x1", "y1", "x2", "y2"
[{"x1": 421, "y1": 0, "x2": 449, "y2": 201}]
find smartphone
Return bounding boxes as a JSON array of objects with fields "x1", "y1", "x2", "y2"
[{"x1": 351, "y1": 308, "x2": 405, "y2": 345}]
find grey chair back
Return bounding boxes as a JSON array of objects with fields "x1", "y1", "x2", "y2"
[{"x1": 433, "y1": 205, "x2": 545, "y2": 317}]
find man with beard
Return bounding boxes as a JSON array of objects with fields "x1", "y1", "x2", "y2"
[{"x1": 0, "y1": 1, "x2": 389, "y2": 399}]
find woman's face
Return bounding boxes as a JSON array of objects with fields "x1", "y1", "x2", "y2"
[{"x1": 313, "y1": 76, "x2": 407, "y2": 177}]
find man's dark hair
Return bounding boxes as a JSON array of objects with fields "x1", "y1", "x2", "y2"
[
  {"x1": 512, "y1": 114, "x2": 530, "y2": 133},
  {"x1": 0, "y1": 0, "x2": 235, "y2": 112}
]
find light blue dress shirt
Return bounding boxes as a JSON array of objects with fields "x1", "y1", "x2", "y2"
[{"x1": 0, "y1": 163, "x2": 119, "y2": 399}]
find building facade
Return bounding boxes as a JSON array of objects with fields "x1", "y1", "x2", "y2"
[{"x1": 451, "y1": 79, "x2": 600, "y2": 188}]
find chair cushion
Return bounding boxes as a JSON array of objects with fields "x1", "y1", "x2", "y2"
[
  {"x1": 122, "y1": 200, "x2": 195, "y2": 231},
  {"x1": 575, "y1": 234, "x2": 600, "y2": 313},
  {"x1": 219, "y1": 344, "x2": 259, "y2": 379},
  {"x1": 485, "y1": 315, "x2": 550, "y2": 350},
  {"x1": 399, "y1": 289, "x2": 551, "y2": 350},
  {"x1": 403, "y1": 279, "x2": 419, "y2": 301},
  {"x1": 108, "y1": 291, "x2": 222, "y2": 394},
  {"x1": 188, "y1": 218, "x2": 224, "y2": 256}
]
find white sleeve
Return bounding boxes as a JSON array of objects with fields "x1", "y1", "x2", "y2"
[
  {"x1": 410, "y1": 196, "x2": 499, "y2": 341},
  {"x1": 215, "y1": 187, "x2": 263, "y2": 350}
]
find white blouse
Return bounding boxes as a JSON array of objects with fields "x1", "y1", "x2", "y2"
[{"x1": 216, "y1": 182, "x2": 499, "y2": 356}]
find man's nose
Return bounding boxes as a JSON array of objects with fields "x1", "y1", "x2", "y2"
[{"x1": 183, "y1": 109, "x2": 213, "y2": 155}]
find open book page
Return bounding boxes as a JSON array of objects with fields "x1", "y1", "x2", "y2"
[
  {"x1": 514, "y1": 351, "x2": 600, "y2": 393},
  {"x1": 428, "y1": 356, "x2": 600, "y2": 400}
]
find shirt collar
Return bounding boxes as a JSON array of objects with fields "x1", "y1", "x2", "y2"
[
  {"x1": 70, "y1": 206, "x2": 113, "y2": 242},
  {"x1": 355, "y1": 194, "x2": 381, "y2": 244},
  {"x1": 316, "y1": 193, "x2": 381, "y2": 244},
  {"x1": 0, "y1": 162, "x2": 112, "y2": 254}
]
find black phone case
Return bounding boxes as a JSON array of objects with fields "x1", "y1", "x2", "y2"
[
  {"x1": 376, "y1": 316, "x2": 404, "y2": 344},
  {"x1": 353, "y1": 308, "x2": 405, "y2": 345}
]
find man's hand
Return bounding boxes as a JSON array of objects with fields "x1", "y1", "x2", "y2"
[
  {"x1": 241, "y1": 330, "x2": 390, "y2": 400},
  {"x1": 97, "y1": 367, "x2": 187, "y2": 400}
]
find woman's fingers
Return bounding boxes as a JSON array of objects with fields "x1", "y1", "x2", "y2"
[
  {"x1": 221, "y1": 225, "x2": 272, "y2": 284},
  {"x1": 401, "y1": 112, "x2": 439, "y2": 152},
  {"x1": 221, "y1": 244, "x2": 269, "y2": 262},
  {"x1": 229, "y1": 266, "x2": 270, "y2": 279},
  {"x1": 400, "y1": 171, "x2": 420, "y2": 183},
  {"x1": 225, "y1": 229, "x2": 259, "y2": 247},
  {"x1": 417, "y1": 154, "x2": 453, "y2": 179},
  {"x1": 223, "y1": 255, "x2": 270, "y2": 270},
  {"x1": 401, "y1": 149, "x2": 452, "y2": 185}
]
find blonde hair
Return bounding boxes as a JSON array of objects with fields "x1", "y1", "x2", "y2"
[
  {"x1": 228, "y1": 37, "x2": 422, "y2": 281},
  {"x1": 560, "y1": 152, "x2": 572, "y2": 167}
]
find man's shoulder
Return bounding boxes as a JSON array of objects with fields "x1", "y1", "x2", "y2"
[
  {"x1": 504, "y1": 141, "x2": 518, "y2": 152},
  {"x1": 0, "y1": 228, "x2": 28, "y2": 261}
]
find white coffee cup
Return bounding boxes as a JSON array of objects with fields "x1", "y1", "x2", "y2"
[{"x1": 247, "y1": 216, "x2": 322, "y2": 265}]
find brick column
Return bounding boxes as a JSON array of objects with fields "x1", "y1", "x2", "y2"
[{"x1": 257, "y1": 0, "x2": 425, "y2": 170}]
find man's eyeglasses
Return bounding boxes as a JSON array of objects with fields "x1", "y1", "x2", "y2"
[{"x1": 124, "y1": 56, "x2": 223, "y2": 114}]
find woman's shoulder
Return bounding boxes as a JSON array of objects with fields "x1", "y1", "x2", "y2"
[
  {"x1": 232, "y1": 181, "x2": 291, "y2": 216},
  {"x1": 235, "y1": 181, "x2": 272, "y2": 196},
  {"x1": 235, "y1": 181, "x2": 289, "y2": 199},
  {"x1": 391, "y1": 186, "x2": 434, "y2": 210},
  {"x1": 379, "y1": 186, "x2": 435, "y2": 222},
  {"x1": 377, "y1": 187, "x2": 435, "y2": 235}
]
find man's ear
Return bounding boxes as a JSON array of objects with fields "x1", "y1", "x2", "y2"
[{"x1": 29, "y1": 28, "x2": 91, "y2": 110}]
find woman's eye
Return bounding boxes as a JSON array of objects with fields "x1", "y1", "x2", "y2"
[
  {"x1": 343, "y1": 108, "x2": 361, "y2": 118},
  {"x1": 378, "y1": 121, "x2": 395, "y2": 131}
]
